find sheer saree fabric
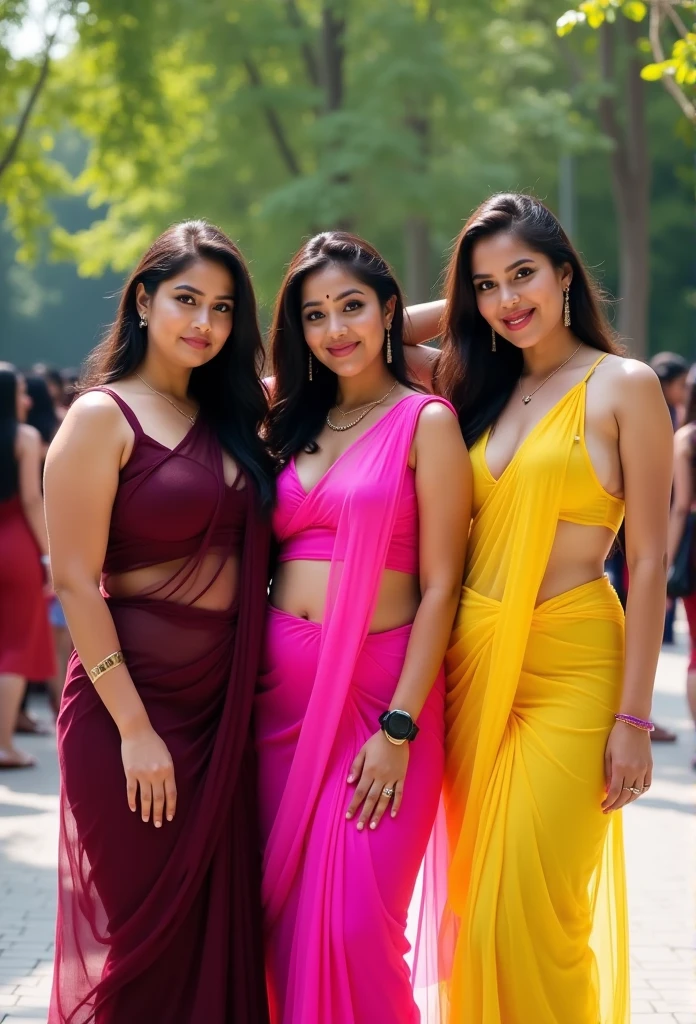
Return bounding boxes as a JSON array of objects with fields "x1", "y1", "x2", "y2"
[
  {"x1": 50, "y1": 391, "x2": 271, "y2": 1024},
  {"x1": 443, "y1": 362, "x2": 629, "y2": 1024},
  {"x1": 257, "y1": 394, "x2": 454, "y2": 1024}
]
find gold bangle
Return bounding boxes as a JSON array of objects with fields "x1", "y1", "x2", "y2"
[{"x1": 89, "y1": 650, "x2": 124, "y2": 683}]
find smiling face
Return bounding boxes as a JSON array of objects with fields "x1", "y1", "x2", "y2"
[
  {"x1": 135, "y1": 257, "x2": 235, "y2": 369},
  {"x1": 471, "y1": 231, "x2": 571, "y2": 350},
  {"x1": 300, "y1": 263, "x2": 396, "y2": 378}
]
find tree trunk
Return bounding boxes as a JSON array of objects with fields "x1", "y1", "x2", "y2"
[
  {"x1": 598, "y1": 20, "x2": 651, "y2": 358},
  {"x1": 404, "y1": 216, "x2": 432, "y2": 303},
  {"x1": 403, "y1": 112, "x2": 432, "y2": 302},
  {"x1": 319, "y1": 2, "x2": 352, "y2": 231}
]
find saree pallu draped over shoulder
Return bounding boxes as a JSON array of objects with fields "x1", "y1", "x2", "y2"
[
  {"x1": 257, "y1": 394, "x2": 453, "y2": 1024},
  {"x1": 50, "y1": 398, "x2": 271, "y2": 1024},
  {"x1": 443, "y1": 361, "x2": 630, "y2": 1024}
]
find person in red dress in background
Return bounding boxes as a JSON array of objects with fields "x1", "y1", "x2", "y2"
[{"x1": 0, "y1": 363, "x2": 55, "y2": 768}]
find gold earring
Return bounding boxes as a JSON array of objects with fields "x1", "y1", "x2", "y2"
[
  {"x1": 308, "y1": 352, "x2": 313, "y2": 381},
  {"x1": 491, "y1": 326, "x2": 497, "y2": 352},
  {"x1": 139, "y1": 314, "x2": 148, "y2": 328},
  {"x1": 563, "y1": 288, "x2": 571, "y2": 328},
  {"x1": 386, "y1": 325, "x2": 393, "y2": 364}
]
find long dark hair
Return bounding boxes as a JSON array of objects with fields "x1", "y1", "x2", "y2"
[
  {"x1": 26, "y1": 375, "x2": 58, "y2": 445},
  {"x1": 683, "y1": 364, "x2": 696, "y2": 428},
  {"x1": 437, "y1": 193, "x2": 623, "y2": 448},
  {"x1": 266, "y1": 231, "x2": 415, "y2": 462},
  {"x1": 81, "y1": 220, "x2": 275, "y2": 507},
  {"x1": 0, "y1": 365, "x2": 19, "y2": 502}
]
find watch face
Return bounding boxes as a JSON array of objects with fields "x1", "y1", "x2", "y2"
[{"x1": 387, "y1": 710, "x2": 412, "y2": 740}]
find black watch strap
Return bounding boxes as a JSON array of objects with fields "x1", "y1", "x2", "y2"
[{"x1": 379, "y1": 709, "x2": 419, "y2": 742}]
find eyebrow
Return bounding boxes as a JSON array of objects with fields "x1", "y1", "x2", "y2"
[
  {"x1": 173, "y1": 284, "x2": 235, "y2": 300},
  {"x1": 472, "y1": 258, "x2": 535, "y2": 281},
  {"x1": 302, "y1": 288, "x2": 365, "y2": 310}
]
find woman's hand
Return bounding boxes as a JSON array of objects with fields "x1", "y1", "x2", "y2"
[
  {"x1": 602, "y1": 721, "x2": 653, "y2": 813},
  {"x1": 121, "y1": 724, "x2": 177, "y2": 828},
  {"x1": 345, "y1": 731, "x2": 409, "y2": 830}
]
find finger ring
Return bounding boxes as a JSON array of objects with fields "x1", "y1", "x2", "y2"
[
  {"x1": 622, "y1": 786, "x2": 641, "y2": 795},
  {"x1": 382, "y1": 787, "x2": 394, "y2": 798}
]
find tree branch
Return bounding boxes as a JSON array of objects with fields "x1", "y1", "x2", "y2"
[
  {"x1": 661, "y1": 0, "x2": 690, "y2": 40},
  {"x1": 649, "y1": 2, "x2": 696, "y2": 124},
  {"x1": 284, "y1": 0, "x2": 320, "y2": 88},
  {"x1": 243, "y1": 57, "x2": 301, "y2": 177},
  {"x1": 0, "y1": 26, "x2": 58, "y2": 181}
]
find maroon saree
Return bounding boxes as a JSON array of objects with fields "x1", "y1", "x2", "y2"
[{"x1": 49, "y1": 390, "x2": 271, "y2": 1024}]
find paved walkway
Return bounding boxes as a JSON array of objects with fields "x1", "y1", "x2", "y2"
[{"x1": 0, "y1": 636, "x2": 694, "y2": 1023}]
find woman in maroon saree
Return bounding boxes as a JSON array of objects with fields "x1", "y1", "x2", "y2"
[{"x1": 44, "y1": 221, "x2": 275, "y2": 1023}]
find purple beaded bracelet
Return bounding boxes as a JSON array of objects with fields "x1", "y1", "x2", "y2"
[{"x1": 614, "y1": 713, "x2": 655, "y2": 733}]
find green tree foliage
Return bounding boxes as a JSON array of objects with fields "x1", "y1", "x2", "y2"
[{"x1": 557, "y1": 0, "x2": 696, "y2": 123}]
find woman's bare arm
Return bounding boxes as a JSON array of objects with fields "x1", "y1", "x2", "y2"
[
  {"x1": 44, "y1": 393, "x2": 177, "y2": 827},
  {"x1": 403, "y1": 300, "x2": 445, "y2": 346},
  {"x1": 667, "y1": 426, "x2": 693, "y2": 565},
  {"x1": 16, "y1": 425, "x2": 49, "y2": 556},
  {"x1": 403, "y1": 300, "x2": 445, "y2": 390},
  {"x1": 603, "y1": 363, "x2": 673, "y2": 813},
  {"x1": 346, "y1": 403, "x2": 471, "y2": 829}
]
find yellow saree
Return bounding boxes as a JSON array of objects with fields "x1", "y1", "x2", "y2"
[{"x1": 444, "y1": 356, "x2": 629, "y2": 1023}]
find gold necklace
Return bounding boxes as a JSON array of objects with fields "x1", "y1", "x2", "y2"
[
  {"x1": 326, "y1": 381, "x2": 399, "y2": 432},
  {"x1": 518, "y1": 343, "x2": 583, "y2": 405},
  {"x1": 136, "y1": 373, "x2": 197, "y2": 424}
]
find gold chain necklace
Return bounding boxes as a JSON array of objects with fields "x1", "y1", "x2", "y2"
[
  {"x1": 136, "y1": 373, "x2": 197, "y2": 424},
  {"x1": 518, "y1": 343, "x2": 583, "y2": 405},
  {"x1": 326, "y1": 381, "x2": 398, "y2": 432}
]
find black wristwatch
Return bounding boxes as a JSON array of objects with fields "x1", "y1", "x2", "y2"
[{"x1": 379, "y1": 709, "x2": 419, "y2": 745}]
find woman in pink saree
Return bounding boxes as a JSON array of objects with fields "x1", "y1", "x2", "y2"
[{"x1": 259, "y1": 232, "x2": 472, "y2": 1024}]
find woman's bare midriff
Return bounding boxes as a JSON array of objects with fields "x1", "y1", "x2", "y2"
[
  {"x1": 536, "y1": 520, "x2": 619, "y2": 606},
  {"x1": 104, "y1": 550, "x2": 240, "y2": 611},
  {"x1": 270, "y1": 561, "x2": 421, "y2": 633}
]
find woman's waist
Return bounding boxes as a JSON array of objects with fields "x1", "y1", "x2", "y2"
[
  {"x1": 460, "y1": 572, "x2": 623, "y2": 619},
  {"x1": 270, "y1": 560, "x2": 420, "y2": 632}
]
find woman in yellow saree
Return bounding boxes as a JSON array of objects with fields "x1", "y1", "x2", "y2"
[{"x1": 431, "y1": 194, "x2": 673, "y2": 1023}]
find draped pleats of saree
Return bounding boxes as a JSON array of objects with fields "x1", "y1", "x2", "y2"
[{"x1": 443, "y1": 357, "x2": 630, "y2": 1024}]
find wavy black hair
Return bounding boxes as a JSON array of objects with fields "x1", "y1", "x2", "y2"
[
  {"x1": 81, "y1": 220, "x2": 275, "y2": 507},
  {"x1": 437, "y1": 193, "x2": 623, "y2": 448},
  {"x1": 266, "y1": 231, "x2": 416, "y2": 462},
  {"x1": 26, "y1": 375, "x2": 58, "y2": 445}
]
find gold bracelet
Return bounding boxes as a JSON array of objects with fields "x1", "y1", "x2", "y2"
[{"x1": 89, "y1": 650, "x2": 124, "y2": 683}]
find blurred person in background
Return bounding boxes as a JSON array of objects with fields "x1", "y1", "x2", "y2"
[
  {"x1": 26, "y1": 374, "x2": 59, "y2": 458},
  {"x1": 32, "y1": 363, "x2": 69, "y2": 422},
  {"x1": 651, "y1": 352, "x2": 688, "y2": 647},
  {"x1": 667, "y1": 363, "x2": 696, "y2": 770},
  {"x1": 25, "y1": 373, "x2": 71, "y2": 717},
  {"x1": 0, "y1": 364, "x2": 55, "y2": 768}
]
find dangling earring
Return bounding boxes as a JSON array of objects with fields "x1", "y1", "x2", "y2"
[
  {"x1": 491, "y1": 326, "x2": 497, "y2": 353},
  {"x1": 139, "y1": 313, "x2": 148, "y2": 329},
  {"x1": 563, "y1": 287, "x2": 571, "y2": 328},
  {"x1": 386, "y1": 325, "x2": 393, "y2": 364},
  {"x1": 308, "y1": 352, "x2": 313, "y2": 382}
]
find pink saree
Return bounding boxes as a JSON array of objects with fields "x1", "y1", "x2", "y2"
[{"x1": 256, "y1": 394, "x2": 452, "y2": 1024}]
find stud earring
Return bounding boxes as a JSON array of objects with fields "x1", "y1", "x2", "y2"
[
  {"x1": 491, "y1": 326, "x2": 497, "y2": 353},
  {"x1": 308, "y1": 352, "x2": 313, "y2": 382},
  {"x1": 139, "y1": 314, "x2": 148, "y2": 329},
  {"x1": 563, "y1": 287, "x2": 571, "y2": 328},
  {"x1": 386, "y1": 325, "x2": 393, "y2": 365}
]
